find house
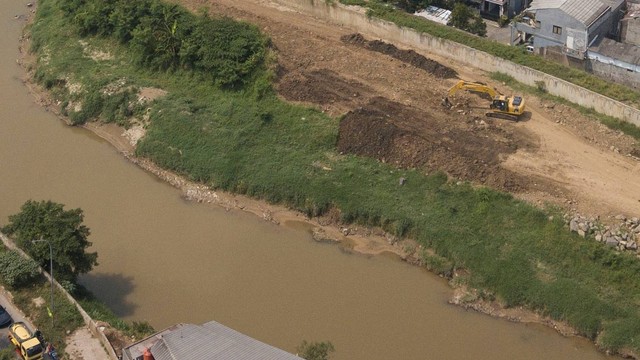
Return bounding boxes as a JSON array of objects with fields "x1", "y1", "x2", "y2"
[
  {"x1": 513, "y1": 0, "x2": 625, "y2": 58},
  {"x1": 121, "y1": 321, "x2": 304, "y2": 360},
  {"x1": 587, "y1": 37, "x2": 640, "y2": 88},
  {"x1": 620, "y1": 2, "x2": 640, "y2": 46},
  {"x1": 478, "y1": 0, "x2": 531, "y2": 19}
]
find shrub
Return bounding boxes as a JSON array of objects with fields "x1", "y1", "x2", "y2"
[
  {"x1": 0, "y1": 250, "x2": 40, "y2": 288},
  {"x1": 297, "y1": 340, "x2": 335, "y2": 360}
]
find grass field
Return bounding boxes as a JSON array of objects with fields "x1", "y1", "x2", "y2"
[{"x1": 23, "y1": 0, "x2": 640, "y2": 355}]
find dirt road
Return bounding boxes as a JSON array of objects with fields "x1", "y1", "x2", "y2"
[{"x1": 172, "y1": 0, "x2": 640, "y2": 220}]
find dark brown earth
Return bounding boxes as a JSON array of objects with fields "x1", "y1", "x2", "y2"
[
  {"x1": 340, "y1": 33, "x2": 458, "y2": 79},
  {"x1": 169, "y1": 0, "x2": 640, "y2": 219}
]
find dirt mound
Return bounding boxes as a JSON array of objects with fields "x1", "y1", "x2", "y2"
[
  {"x1": 341, "y1": 33, "x2": 457, "y2": 79},
  {"x1": 278, "y1": 69, "x2": 372, "y2": 106},
  {"x1": 337, "y1": 97, "x2": 530, "y2": 191},
  {"x1": 186, "y1": 0, "x2": 640, "y2": 217}
]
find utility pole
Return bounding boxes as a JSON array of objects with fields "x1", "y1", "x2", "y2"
[{"x1": 32, "y1": 239, "x2": 54, "y2": 329}]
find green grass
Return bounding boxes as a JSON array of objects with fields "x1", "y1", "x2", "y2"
[
  {"x1": 75, "y1": 286, "x2": 155, "y2": 341},
  {"x1": 0, "y1": 245, "x2": 154, "y2": 354},
  {"x1": 27, "y1": 0, "x2": 640, "y2": 356},
  {"x1": 0, "y1": 247, "x2": 82, "y2": 355}
]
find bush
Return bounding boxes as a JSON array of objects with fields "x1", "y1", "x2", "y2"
[
  {"x1": 297, "y1": 341, "x2": 335, "y2": 360},
  {"x1": 498, "y1": 15, "x2": 509, "y2": 27},
  {"x1": 0, "y1": 250, "x2": 40, "y2": 288}
]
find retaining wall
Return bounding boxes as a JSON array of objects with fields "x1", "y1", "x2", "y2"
[
  {"x1": 277, "y1": 0, "x2": 640, "y2": 127},
  {"x1": 0, "y1": 232, "x2": 118, "y2": 360}
]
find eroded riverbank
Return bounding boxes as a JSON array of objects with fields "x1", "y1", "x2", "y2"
[{"x1": 6, "y1": 1, "x2": 627, "y2": 358}]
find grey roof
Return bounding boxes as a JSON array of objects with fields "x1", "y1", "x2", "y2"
[
  {"x1": 589, "y1": 37, "x2": 640, "y2": 65},
  {"x1": 529, "y1": 0, "x2": 610, "y2": 26},
  {"x1": 149, "y1": 321, "x2": 303, "y2": 360}
]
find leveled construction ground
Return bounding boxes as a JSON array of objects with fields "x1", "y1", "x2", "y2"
[{"x1": 171, "y1": 0, "x2": 640, "y2": 219}]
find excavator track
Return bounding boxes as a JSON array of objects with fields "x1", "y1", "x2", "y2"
[{"x1": 486, "y1": 111, "x2": 520, "y2": 122}]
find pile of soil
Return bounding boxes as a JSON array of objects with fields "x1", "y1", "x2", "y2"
[
  {"x1": 341, "y1": 33, "x2": 457, "y2": 79},
  {"x1": 336, "y1": 97, "x2": 529, "y2": 191},
  {"x1": 175, "y1": 0, "x2": 640, "y2": 217}
]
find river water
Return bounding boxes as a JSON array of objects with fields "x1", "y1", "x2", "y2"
[{"x1": 0, "y1": 1, "x2": 614, "y2": 359}]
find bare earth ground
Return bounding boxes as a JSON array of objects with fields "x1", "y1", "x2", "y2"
[
  {"x1": 169, "y1": 0, "x2": 640, "y2": 221},
  {"x1": 15, "y1": 0, "x2": 640, "y2": 356},
  {"x1": 65, "y1": 327, "x2": 109, "y2": 360}
]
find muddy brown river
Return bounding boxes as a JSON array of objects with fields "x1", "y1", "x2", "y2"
[{"x1": 0, "y1": 1, "x2": 615, "y2": 359}]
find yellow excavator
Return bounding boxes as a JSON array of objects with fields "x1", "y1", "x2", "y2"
[{"x1": 443, "y1": 80, "x2": 526, "y2": 121}]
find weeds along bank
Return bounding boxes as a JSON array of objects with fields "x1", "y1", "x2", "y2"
[
  {"x1": 0, "y1": 232, "x2": 152, "y2": 359},
  {"x1": 26, "y1": 0, "x2": 640, "y2": 357}
]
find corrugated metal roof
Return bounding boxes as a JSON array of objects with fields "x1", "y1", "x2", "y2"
[
  {"x1": 529, "y1": 0, "x2": 610, "y2": 26},
  {"x1": 562, "y1": 0, "x2": 609, "y2": 26},
  {"x1": 528, "y1": 0, "x2": 566, "y2": 9},
  {"x1": 414, "y1": 6, "x2": 451, "y2": 26},
  {"x1": 149, "y1": 322, "x2": 304, "y2": 360}
]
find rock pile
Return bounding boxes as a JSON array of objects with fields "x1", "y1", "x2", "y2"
[{"x1": 566, "y1": 214, "x2": 640, "y2": 254}]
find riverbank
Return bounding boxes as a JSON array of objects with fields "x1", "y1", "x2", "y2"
[
  {"x1": 11, "y1": 14, "x2": 610, "y2": 358},
  {"x1": 17, "y1": 0, "x2": 640, "y2": 356}
]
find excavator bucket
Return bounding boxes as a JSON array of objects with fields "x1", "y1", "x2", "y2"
[{"x1": 442, "y1": 97, "x2": 452, "y2": 109}]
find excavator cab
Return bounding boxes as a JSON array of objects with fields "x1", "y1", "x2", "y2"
[{"x1": 491, "y1": 99, "x2": 506, "y2": 111}]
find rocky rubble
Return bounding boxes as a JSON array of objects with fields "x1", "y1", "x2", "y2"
[{"x1": 566, "y1": 214, "x2": 640, "y2": 255}]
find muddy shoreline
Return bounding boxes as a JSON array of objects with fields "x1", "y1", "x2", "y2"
[{"x1": 14, "y1": 12, "x2": 633, "y2": 360}]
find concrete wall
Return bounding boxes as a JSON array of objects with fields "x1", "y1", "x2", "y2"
[
  {"x1": 0, "y1": 232, "x2": 119, "y2": 360},
  {"x1": 275, "y1": 0, "x2": 640, "y2": 127},
  {"x1": 621, "y1": 18, "x2": 640, "y2": 46},
  {"x1": 589, "y1": 59, "x2": 640, "y2": 89}
]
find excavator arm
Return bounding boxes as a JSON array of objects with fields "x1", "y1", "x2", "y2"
[
  {"x1": 442, "y1": 80, "x2": 526, "y2": 120},
  {"x1": 445, "y1": 80, "x2": 499, "y2": 100}
]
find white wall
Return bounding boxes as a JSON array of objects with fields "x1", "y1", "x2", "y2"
[{"x1": 276, "y1": 0, "x2": 640, "y2": 127}]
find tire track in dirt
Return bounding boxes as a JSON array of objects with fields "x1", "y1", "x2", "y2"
[{"x1": 174, "y1": 0, "x2": 640, "y2": 219}]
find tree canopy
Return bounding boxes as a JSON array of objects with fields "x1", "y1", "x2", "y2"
[
  {"x1": 2, "y1": 200, "x2": 98, "y2": 283},
  {"x1": 448, "y1": 3, "x2": 487, "y2": 36}
]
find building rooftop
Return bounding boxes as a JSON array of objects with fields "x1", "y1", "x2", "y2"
[
  {"x1": 590, "y1": 37, "x2": 640, "y2": 66},
  {"x1": 122, "y1": 321, "x2": 303, "y2": 360},
  {"x1": 414, "y1": 6, "x2": 451, "y2": 26},
  {"x1": 528, "y1": 0, "x2": 610, "y2": 27}
]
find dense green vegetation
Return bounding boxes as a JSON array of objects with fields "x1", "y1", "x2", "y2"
[
  {"x1": 0, "y1": 200, "x2": 155, "y2": 352},
  {"x1": 0, "y1": 243, "x2": 153, "y2": 354},
  {"x1": 0, "y1": 245, "x2": 83, "y2": 354},
  {"x1": 28, "y1": 0, "x2": 640, "y2": 355},
  {"x1": 344, "y1": 0, "x2": 640, "y2": 108},
  {"x1": 0, "y1": 250, "x2": 40, "y2": 287},
  {"x1": 2, "y1": 200, "x2": 98, "y2": 283}
]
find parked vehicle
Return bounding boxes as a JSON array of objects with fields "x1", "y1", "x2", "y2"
[
  {"x1": 45, "y1": 344, "x2": 58, "y2": 360},
  {"x1": 0, "y1": 305, "x2": 12, "y2": 327},
  {"x1": 8, "y1": 322, "x2": 44, "y2": 360}
]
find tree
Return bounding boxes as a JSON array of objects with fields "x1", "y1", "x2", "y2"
[
  {"x1": 2, "y1": 200, "x2": 98, "y2": 283},
  {"x1": 296, "y1": 340, "x2": 335, "y2": 360},
  {"x1": 448, "y1": 3, "x2": 486, "y2": 36},
  {"x1": 0, "y1": 250, "x2": 40, "y2": 287},
  {"x1": 448, "y1": 3, "x2": 472, "y2": 30}
]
